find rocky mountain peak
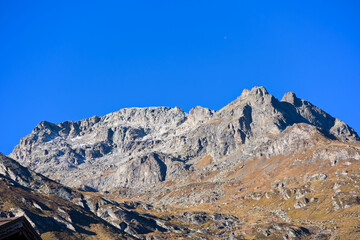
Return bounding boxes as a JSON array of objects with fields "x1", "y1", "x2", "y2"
[
  {"x1": 235, "y1": 86, "x2": 271, "y2": 103},
  {"x1": 251, "y1": 85, "x2": 269, "y2": 96},
  {"x1": 281, "y1": 91, "x2": 302, "y2": 106},
  {"x1": 240, "y1": 86, "x2": 269, "y2": 98}
]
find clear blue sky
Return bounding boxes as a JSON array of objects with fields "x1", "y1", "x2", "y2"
[{"x1": 1, "y1": 1, "x2": 359, "y2": 155}]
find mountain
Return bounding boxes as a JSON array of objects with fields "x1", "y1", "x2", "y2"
[
  {"x1": 9, "y1": 87, "x2": 358, "y2": 191},
  {"x1": 5, "y1": 86, "x2": 360, "y2": 239}
]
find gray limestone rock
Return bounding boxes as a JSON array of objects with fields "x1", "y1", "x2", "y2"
[{"x1": 281, "y1": 91, "x2": 358, "y2": 141}]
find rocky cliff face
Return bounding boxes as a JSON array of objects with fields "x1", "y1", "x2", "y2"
[
  {"x1": 5, "y1": 86, "x2": 360, "y2": 239},
  {"x1": 10, "y1": 87, "x2": 358, "y2": 192}
]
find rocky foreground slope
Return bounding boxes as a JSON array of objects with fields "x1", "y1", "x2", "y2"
[
  {"x1": 4, "y1": 86, "x2": 360, "y2": 239},
  {"x1": 0, "y1": 153, "x2": 182, "y2": 239}
]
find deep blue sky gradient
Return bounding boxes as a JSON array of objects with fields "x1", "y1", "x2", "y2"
[{"x1": 1, "y1": 1, "x2": 360, "y2": 154}]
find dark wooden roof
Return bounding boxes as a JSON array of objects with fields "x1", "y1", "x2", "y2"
[{"x1": 0, "y1": 216, "x2": 42, "y2": 240}]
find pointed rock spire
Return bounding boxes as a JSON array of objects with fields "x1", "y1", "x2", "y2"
[
  {"x1": 281, "y1": 92, "x2": 302, "y2": 106},
  {"x1": 250, "y1": 86, "x2": 269, "y2": 96}
]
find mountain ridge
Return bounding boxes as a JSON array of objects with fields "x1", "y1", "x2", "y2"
[
  {"x1": 9, "y1": 86, "x2": 358, "y2": 192},
  {"x1": 3, "y1": 86, "x2": 360, "y2": 239}
]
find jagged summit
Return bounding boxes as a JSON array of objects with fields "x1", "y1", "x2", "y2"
[
  {"x1": 239, "y1": 86, "x2": 269, "y2": 98},
  {"x1": 281, "y1": 91, "x2": 301, "y2": 106}
]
